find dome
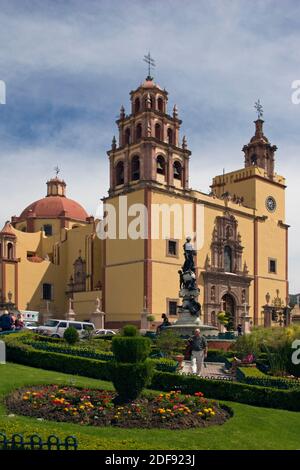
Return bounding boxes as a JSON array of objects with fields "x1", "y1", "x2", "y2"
[{"x1": 18, "y1": 196, "x2": 88, "y2": 222}]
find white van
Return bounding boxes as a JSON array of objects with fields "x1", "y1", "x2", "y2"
[{"x1": 36, "y1": 319, "x2": 95, "y2": 338}]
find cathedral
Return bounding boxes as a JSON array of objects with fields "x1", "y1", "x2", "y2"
[{"x1": 0, "y1": 74, "x2": 289, "y2": 328}]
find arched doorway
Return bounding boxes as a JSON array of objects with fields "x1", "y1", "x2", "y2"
[{"x1": 221, "y1": 293, "x2": 236, "y2": 328}]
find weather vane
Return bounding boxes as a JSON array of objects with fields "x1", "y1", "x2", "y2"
[
  {"x1": 143, "y1": 52, "x2": 155, "y2": 79},
  {"x1": 254, "y1": 99, "x2": 263, "y2": 119},
  {"x1": 54, "y1": 166, "x2": 60, "y2": 177}
]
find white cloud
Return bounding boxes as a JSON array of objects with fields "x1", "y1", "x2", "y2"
[{"x1": 0, "y1": 0, "x2": 299, "y2": 291}]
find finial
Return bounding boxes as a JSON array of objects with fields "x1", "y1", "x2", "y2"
[
  {"x1": 54, "y1": 166, "x2": 60, "y2": 178},
  {"x1": 143, "y1": 52, "x2": 155, "y2": 80},
  {"x1": 120, "y1": 105, "x2": 125, "y2": 119},
  {"x1": 182, "y1": 135, "x2": 187, "y2": 150},
  {"x1": 254, "y1": 99, "x2": 263, "y2": 120},
  {"x1": 173, "y1": 104, "x2": 178, "y2": 118},
  {"x1": 112, "y1": 136, "x2": 117, "y2": 150}
]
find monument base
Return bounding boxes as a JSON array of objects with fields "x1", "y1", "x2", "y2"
[{"x1": 169, "y1": 309, "x2": 219, "y2": 338}]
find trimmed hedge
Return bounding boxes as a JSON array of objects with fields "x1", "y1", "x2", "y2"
[
  {"x1": 112, "y1": 335, "x2": 151, "y2": 363},
  {"x1": 237, "y1": 366, "x2": 300, "y2": 390},
  {"x1": 151, "y1": 372, "x2": 300, "y2": 412},
  {"x1": 6, "y1": 332, "x2": 178, "y2": 373}
]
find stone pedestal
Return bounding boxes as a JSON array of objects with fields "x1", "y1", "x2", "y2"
[
  {"x1": 0, "y1": 340, "x2": 6, "y2": 364},
  {"x1": 65, "y1": 298, "x2": 75, "y2": 321},
  {"x1": 140, "y1": 308, "x2": 149, "y2": 330},
  {"x1": 90, "y1": 297, "x2": 105, "y2": 329},
  {"x1": 263, "y1": 304, "x2": 273, "y2": 328},
  {"x1": 242, "y1": 314, "x2": 251, "y2": 334},
  {"x1": 90, "y1": 311, "x2": 105, "y2": 329}
]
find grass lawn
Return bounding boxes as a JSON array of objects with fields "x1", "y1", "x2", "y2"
[{"x1": 0, "y1": 362, "x2": 300, "y2": 450}]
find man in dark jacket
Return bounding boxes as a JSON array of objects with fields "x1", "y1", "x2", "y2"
[
  {"x1": 0, "y1": 311, "x2": 14, "y2": 331},
  {"x1": 188, "y1": 328, "x2": 208, "y2": 376}
]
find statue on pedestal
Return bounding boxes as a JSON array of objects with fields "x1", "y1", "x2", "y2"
[{"x1": 178, "y1": 237, "x2": 201, "y2": 318}]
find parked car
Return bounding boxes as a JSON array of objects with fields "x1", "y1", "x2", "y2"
[
  {"x1": 36, "y1": 319, "x2": 96, "y2": 338},
  {"x1": 24, "y1": 321, "x2": 39, "y2": 331},
  {"x1": 95, "y1": 329, "x2": 116, "y2": 336}
]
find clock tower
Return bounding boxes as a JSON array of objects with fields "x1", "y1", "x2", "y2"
[{"x1": 211, "y1": 114, "x2": 288, "y2": 324}]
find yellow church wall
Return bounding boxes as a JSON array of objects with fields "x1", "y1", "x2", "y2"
[
  {"x1": 254, "y1": 178, "x2": 285, "y2": 221},
  {"x1": 105, "y1": 262, "x2": 144, "y2": 322},
  {"x1": 149, "y1": 190, "x2": 257, "y2": 321},
  {"x1": 105, "y1": 190, "x2": 145, "y2": 267},
  {"x1": 257, "y1": 219, "x2": 286, "y2": 279}
]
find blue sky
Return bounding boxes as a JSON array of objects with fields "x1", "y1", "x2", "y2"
[{"x1": 0, "y1": 0, "x2": 299, "y2": 291}]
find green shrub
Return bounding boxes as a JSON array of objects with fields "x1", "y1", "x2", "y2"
[
  {"x1": 109, "y1": 360, "x2": 154, "y2": 401},
  {"x1": 238, "y1": 366, "x2": 300, "y2": 389},
  {"x1": 121, "y1": 324, "x2": 139, "y2": 337},
  {"x1": 110, "y1": 324, "x2": 154, "y2": 402},
  {"x1": 112, "y1": 336, "x2": 151, "y2": 363},
  {"x1": 63, "y1": 327, "x2": 79, "y2": 345},
  {"x1": 155, "y1": 330, "x2": 185, "y2": 357}
]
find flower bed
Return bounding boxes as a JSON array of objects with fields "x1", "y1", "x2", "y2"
[{"x1": 5, "y1": 386, "x2": 230, "y2": 430}]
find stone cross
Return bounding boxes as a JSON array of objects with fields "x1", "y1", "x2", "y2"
[{"x1": 0, "y1": 340, "x2": 6, "y2": 364}]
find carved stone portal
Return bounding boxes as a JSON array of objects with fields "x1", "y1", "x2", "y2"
[{"x1": 203, "y1": 213, "x2": 253, "y2": 327}]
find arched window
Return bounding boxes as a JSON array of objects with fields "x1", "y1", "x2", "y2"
[
  {"x1": 124, "y1": 128, "x2": 131, "y2": 145},
  {"x1": 224, "y1": 245, "x2": 233, "y2": 272},
  {"x1": 144, "y1": 95, "x2": 154, "y2": 110},
  {"x1": 211, "y1": 311, "x2": 216, "y2": 326},
  {"x1": 156, "y1": 155, "x2": 166, "y2": 175},
  {"x1": 173, "y1": 161, "x2": 182, "y2": 181},
  {"x1": 7, "y1": 242, "x2": 13, "y2": 260},
  {"x1": 116, "y1": 161, "x2": 124, "y2": 185},
  {"x1": 43, "y1": 224, "x2": 53, "y2": 236},
  {"x1": 131, "y1": 155, "x2": 140, "y2": 181},
  {"x1": 157, "y1": 97, "x2": 164, "y2": 112},
  {"x1": 136, "y1": 123, "x2": 142, "y2": 141},
  {"x1": 134, "y1": 97, "x2": 140, "y2": 113},
  {"x1": 167, "y1": 128, "x2": 173, "y2": 145},
  {"x1": 155, "y1": 123, "x2": 161, "y2": 140},
  {"x1": 251, "y1": 154, "x2": 257, "y2": 165}
]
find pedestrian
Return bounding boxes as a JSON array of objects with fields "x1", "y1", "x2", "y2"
[
  {"x1": 156, "y1": 314, "x2": 171, "y2": 333},
  {"x1": 188, "y1": 328, "x2": 208, "y2": 376},
  {"x1": 15, "y1": 313, "x2": 24, "y2": 330},
  {"x1": 237, "y1": 324, "x2": 243, "y2": 336},
  {"x1": 0, "y1": 310, "x2": 14, "y2": 331}
]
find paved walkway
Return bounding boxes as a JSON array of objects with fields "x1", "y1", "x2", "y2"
[{"x1": 180, "y1": 361, "x2": 235, "y2": 381}]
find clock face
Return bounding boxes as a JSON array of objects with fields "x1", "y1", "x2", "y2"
[{"x1": 266, "y1": 196, "x2": 277, "y2": 212}]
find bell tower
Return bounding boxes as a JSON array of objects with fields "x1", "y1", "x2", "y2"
[
  {"x1": 107, "y1": 72, "x2": 191, "y2": 196},
  {"x1": 243, "y1": 118, "x2": 277, "y2": 180}
]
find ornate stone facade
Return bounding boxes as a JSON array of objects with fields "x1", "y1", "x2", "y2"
[{"x1": 203, "y1": 213, "x2": 253, "y2": 326}]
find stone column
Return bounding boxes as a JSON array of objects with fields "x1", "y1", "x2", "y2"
[{"x1": 140, "y1": 296, "x2": 149, "y2": 330}]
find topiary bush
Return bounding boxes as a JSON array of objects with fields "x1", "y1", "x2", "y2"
[
  {"x1": 109, "y1": 324, "x2": 154, "y2": 403},
  {"x1": 121, "y1": 324, "x2": 139, "y2": 337},
  {"x1": 63, "y1": 326, "x2": 79, "y2": 345}
]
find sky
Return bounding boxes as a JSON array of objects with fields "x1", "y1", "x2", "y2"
[{"x1": 0, "y1": 0, "x2": 299, "y2": 291}]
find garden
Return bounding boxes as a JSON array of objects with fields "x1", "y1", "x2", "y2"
[{"x1": 1, "y1": 324, "x2": 300, "y2": 449}]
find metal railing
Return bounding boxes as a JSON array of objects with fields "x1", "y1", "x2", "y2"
[{"x1": 0, "y1": 432, "x2": 78, "y2": 450}]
